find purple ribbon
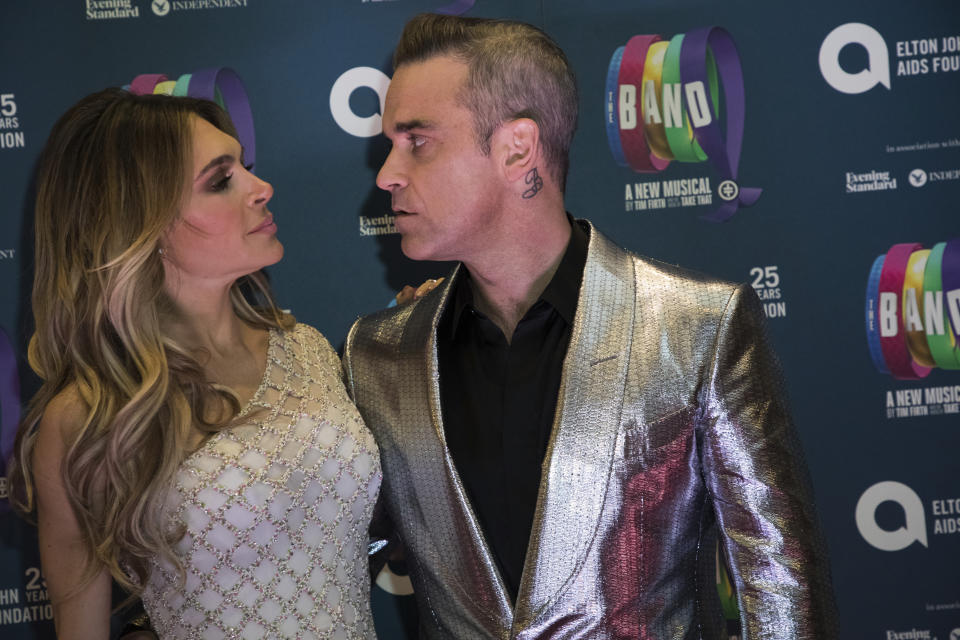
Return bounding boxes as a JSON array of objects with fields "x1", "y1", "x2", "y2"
[
  {"x1": 0, "y1": 327, "x2": 21, "y2": 486},
  {"x1": 188, "y1": 67, "x2": 257, "y2": 172},
  {"x1": 436, "y1": 0, "x2": 474, "y2": 14},
  {"x1": 679, "y1": 27, "x2": 761, "y2": 222},
  {"x1": 943, "y1": 238, "x2": 960, "y2": 340}
]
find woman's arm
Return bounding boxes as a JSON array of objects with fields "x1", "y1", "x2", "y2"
[{"x1": 32, "y1": 389, "x2": 112, "y2": 639}]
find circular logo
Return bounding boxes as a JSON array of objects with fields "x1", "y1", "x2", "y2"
[
  {"x1": 949, "y1": 629, "x2": 960, "y2": 640},
  {"x1": 151, "y1": 0, "x2": 171, "y2": 17},
  {"x1": 909, "y1": 168, "x2": 928, "y2": 187},
  {"x1": 718, "y1": 180, "x2": 739, "y2": 201},
  {"x1": 818, "y1": 23, "x2": 891, "y2": 94},
  {"x1": 329, "y1": 67, "x2": 391, "y2": 138}
]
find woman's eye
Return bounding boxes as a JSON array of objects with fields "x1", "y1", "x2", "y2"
[{"x1": 210, "y1": 173, "x2": 232, "y2": 192}]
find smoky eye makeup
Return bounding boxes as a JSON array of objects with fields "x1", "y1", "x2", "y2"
[
  {"x1": 196, "y1": 143, "x2": 246, "y2": 192},
  {"x1": 207, "y1": 164, "x2": 233, "y2": 192}
]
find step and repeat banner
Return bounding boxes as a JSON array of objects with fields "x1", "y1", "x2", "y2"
[{"x1": 0, "y1": 1, "x2": 957, "y2": 638}]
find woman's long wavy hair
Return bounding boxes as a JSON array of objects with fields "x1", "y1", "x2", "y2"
[{"x1": 7, "y1": 88, "x2": 294, "y2": 601}]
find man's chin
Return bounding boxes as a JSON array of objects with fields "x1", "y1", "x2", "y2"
[
  {"x1": 399, "y1": 235, "x2": 444, "y2": 263},
  {"x1": 398, "y1": 235, "x2": 427, "y2": 261}
]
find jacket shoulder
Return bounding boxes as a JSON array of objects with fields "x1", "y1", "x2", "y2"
[
  {"x1": 345, "y1": 303, "x2": 412, "y2": 370},
  {"x1": 345, "y1": 275, "x2": 452, "y2": 364},
  {"x1": 586, "y1": 222, "x2": 743, "y2": 317},
  {"x1": 634, "y1": 253, "x2": 741, "y2": 304},
  {"x1": 349, "y1": 302, "x2": 409, "y2": 343}
]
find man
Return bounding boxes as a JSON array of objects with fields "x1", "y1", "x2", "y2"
[{"x1": 345, "y1": 13, "x2": 837, "y2": 639}]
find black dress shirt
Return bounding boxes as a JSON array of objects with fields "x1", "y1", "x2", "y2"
[{"x1": 437, "y1": 219, "x2": 588, "y2": 603}]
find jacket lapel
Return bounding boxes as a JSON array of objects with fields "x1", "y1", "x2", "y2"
[
  {"x1": 514, "y1": 225, "x2": 636, "y2": 625},
  {"x1": 402, "y1": 265, "x2": 514, "y2": 630}
]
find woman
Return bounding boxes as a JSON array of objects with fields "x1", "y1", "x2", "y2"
[{"x1": 8, "y1": 88, "x2": 381, "y2": 639}]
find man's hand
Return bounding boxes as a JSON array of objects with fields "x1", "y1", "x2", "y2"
[{"x1": 395, "y1": 277, "x2": 444, "y2": 305}]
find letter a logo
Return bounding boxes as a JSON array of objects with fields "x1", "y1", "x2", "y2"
[
  {"x1": 819, "y1": 23, "x2": 891, "y2": 94},
  {"x1": 855, "y1": 481, "x2": 928, "y2": 551}
]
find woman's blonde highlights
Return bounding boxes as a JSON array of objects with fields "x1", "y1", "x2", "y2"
[{"x1": 8, "y1": 88, "x2": 293, "y2": 603}]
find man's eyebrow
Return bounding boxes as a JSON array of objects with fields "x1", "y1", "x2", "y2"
[
  {"x1": 393, "y1": 119, "x2": 436, "y2": 133},
  {"x1": 194, "y1": 154, "x2": 234, "y2": 181}
]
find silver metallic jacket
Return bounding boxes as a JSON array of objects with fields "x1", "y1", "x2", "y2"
[{"x1": 344, "y1": 222, "x2": 837, "y2": 639}]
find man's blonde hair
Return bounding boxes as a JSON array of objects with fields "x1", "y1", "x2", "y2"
[{"x1": 394, "y1": 13, "x2": 578, "y2": 190}]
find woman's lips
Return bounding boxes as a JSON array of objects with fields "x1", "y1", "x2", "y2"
[{"x1": 249, "y1": 214, "x2": 276, "y2": 234}]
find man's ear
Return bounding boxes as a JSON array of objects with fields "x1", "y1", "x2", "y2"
[{"x1": 495, "y1": 118, "x2": 541, "y2": 183}]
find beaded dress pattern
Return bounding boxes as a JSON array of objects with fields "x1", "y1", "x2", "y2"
[{"x1": 142, "y1": 324, "x2": 381, "y2": 639}]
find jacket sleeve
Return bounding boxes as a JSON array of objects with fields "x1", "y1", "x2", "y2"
[
  {"x1": 697, "y1": 284, "x2": 838, "y2": 639},
  {"x1": 343, "y1": 317, "x2": 404, "y2": 583}
]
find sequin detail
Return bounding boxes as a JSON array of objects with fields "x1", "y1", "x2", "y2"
[
  {"x1": 142, "y1": 324, "x2": 381, "y2": 639},
  {"x1": 345, "y1": 221, "x2": 837, "y2": 639}
]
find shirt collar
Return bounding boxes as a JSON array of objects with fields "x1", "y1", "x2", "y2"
[
  {"x1": 540, "y1": 216, "x2": 588, "y2": 325},
  {"x1": 448, "y1": 216, "x2": 589, "y2": 337}
]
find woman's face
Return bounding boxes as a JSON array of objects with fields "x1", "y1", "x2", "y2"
[{"x1": 163, "y1": 115, "x2": 282, "y2": 289}]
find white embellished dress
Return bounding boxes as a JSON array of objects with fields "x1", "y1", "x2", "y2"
[{"x1": 141, "y1": 324, "x2": 381, "y2": 639}]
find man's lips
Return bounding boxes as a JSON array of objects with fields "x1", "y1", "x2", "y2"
[{"x1": 248, "y1": 213, "x2": 276, "y2": 234}]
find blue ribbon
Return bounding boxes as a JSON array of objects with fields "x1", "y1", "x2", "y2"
[
  {"x1": 605, "y1": 46, "x2": 628, "y2": 168},
  {"x1": 865, "y1": 254, "x2": 889, "y2": 374}
]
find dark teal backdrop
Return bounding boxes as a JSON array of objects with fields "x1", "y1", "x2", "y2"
[{"x1": 0, "y1": 1, "x2": 958, "y2": 638}]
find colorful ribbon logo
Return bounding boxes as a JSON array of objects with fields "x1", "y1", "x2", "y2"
[
  {"x1": 865, "y1": 240, "x2": 960, "y2": 378},
  {"x1": 605, "y1": 27, "x2": 761, "y2": 222},
  {"x1": 0, "y1": 327, "x2": 22, "y2": 510},
  {"x1": 127, "y1": 68, "x2": 257, "y2": 172},
  {"x1": 435, "y1": 0, "x2": 475, "y2": 14}
]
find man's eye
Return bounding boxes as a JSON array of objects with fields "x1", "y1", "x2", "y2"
[{"x1": 410, "y1": 135, "x2": 426, "y2": 149}]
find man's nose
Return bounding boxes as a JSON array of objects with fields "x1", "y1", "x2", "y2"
[{"x1": 376, "y1": 147, "x2": 407, "y2": 192}]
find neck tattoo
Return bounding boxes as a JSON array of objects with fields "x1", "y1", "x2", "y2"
[{"x1": 522, "y1": 167, "x2": 543, "y2": 199}]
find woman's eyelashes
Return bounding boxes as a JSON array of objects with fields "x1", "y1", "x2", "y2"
[
  {"x1": 208, "y1": 166, "x2": 233, "y2": 192},
  {"x1": 206, "y1": 157, "x2": 250, "y2": 193}
]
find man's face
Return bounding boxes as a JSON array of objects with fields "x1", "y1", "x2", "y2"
[{"x1": 377, "y1": 55, "x2": 506, "y2": 263}]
